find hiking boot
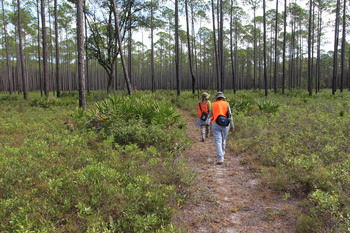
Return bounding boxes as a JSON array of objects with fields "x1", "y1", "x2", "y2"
[{"x1": 214, "y1": 160, "x2": 224, "y2": 165}]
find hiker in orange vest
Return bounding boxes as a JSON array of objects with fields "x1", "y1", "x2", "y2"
[
  {"x1": 195, "y1": 92, "x2": 212, "y2": 142},
  {"x1": 208, "y1": 92, "x2": 234, "y2": 165}
]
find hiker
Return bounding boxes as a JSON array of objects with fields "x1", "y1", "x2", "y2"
[
  {"x1": 209, "y1": 92, "x2": 234, "y2": 165},
  {"x1": 196, "y1": 92, "x2": 212, "y2": 142}
]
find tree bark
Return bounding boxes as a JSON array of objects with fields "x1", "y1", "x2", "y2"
[
  {"x1": 111, "y1": 0, "x2": 132, "y2": 95},
  {"x1": 17, "y1": 0, "x2": 27, "y2": 99},
  {"x1": 190, "y1": 4, "x2": 199, "y2": 97},
  {"x1": 211, "y1": 0, "x2": 219, "y2": 91},
  {"x1": 1, "y1": 0, "x2": 13, "y2": 94},
  {"x1": 316, "y1": 8, "x2": 321, "y2": 93},
  {"x1": 273, "y1": 0, "x2": 279, "y2": 93},
  {"x1": 253, "y1": 6, "x2": 257, "y2": 90},
  {"x1": 247, "y1": 46, "x2": 251, "y2": 89},
  {"x1": 36, "y1": 0, "x2": 42, "y2": 96},
  {"x1": 290, "y1": 21, "x2": 294, "y2": 89},
  {"x1": 54, "y1": 0, "x2": 61, "y2": 97},
  {"x1": 340, "y1": 0, "x2": 346, "y2": 92},
  {"x1": 41, "y1": 0, "x2": 49, "y2": 96},
  {"x1": 263, "y1": 0, "x2": 267, "y2": 96},
  {"x1": 151, "y1": 1, "x2": 155, "y2": 92},
  {"x1": 219, "y1": 0, "x2": 224, "y2": 91},
  {"x1": 282, "y1": 0, "x2": 287, "y2": 94},
  {"x1": 175, "y1": 0, "x2": 180, "y2": 96},
  {"x1": 230, "y1": 0, "x2": 236, "y2": 94},
  {"x1": 185, "y1": 0, "x2": 196, "y2": 94},
  {"x1": 348, "y1": 0, "x2": 350, "y2": 91},
  {"x1": 307, "y1": 0, "x2": 313, "y2": 96},
  {"x1": 128, "y1": 2, "x2": 132, "y2": 88},
  {"x1": 48, "y1": 2, "x2": 54, "y2": 94},
  {"x1": 84, "y1": 0, "x2": 90, "y2": 93},
  {"x1": 77, "y1": 0, "x2": 86, "y2": 108},
  {"x1": 311, "y1": 3, "x2": 315, "y2": 94},
  {"x1": 333, "y1": 0, "x2": 340, "y2": 95},
  {"x1": 235, "y1": 15, "x2": 239, "y2": 89}
]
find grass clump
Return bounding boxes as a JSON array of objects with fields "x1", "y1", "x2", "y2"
[
  {"x1": 256, "y1": 100, "x2": 280, "y2": 113},
  {"x1": 30, "y1": 97, "x2": 64, "y2": 108}
]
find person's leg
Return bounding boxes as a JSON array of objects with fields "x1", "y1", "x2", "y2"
[
  {"x1": 221, "y1": 126, "x2": 229, "y2": 159},
  {"x1": 205, "y1": 124, "x2": 210, "y2": 138},
  {"x1": 212, "y1": 125, "x2": 224, "y2": 162},
  {"x1": 200, "y1": 125, "x2": 206, "y2": 142}
]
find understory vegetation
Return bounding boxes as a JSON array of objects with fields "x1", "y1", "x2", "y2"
[
  {"x1": 0, "y1": 91, "x2": 192, "y2": 232},
  {"x1": 175, "y1": 89, "x2": 350, "y2": 232},
  {"x1": 1, "y1": 89, "x2": 349, "y2": 232}
]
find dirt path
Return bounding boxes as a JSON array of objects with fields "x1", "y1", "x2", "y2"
[{"x1": 174, "y1": 109, "x2": 300, "y2": 232}]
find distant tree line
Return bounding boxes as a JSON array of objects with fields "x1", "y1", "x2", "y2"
[{"x1": 0, "y1": 0, "x2": 349, "y2": 102}]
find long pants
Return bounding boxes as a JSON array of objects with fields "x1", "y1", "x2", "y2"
[
  {"x1": 200, "y1": 124, "x2": 210, "y2": 140},
  {"x1": 212, "y1": 124, "x2": 229, "y2": 161}
]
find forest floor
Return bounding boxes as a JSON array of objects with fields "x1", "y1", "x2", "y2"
[{"x1": 173, "y1": 109, "x2": 302, "y2": 232}]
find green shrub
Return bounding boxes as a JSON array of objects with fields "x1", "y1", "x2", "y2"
[
  {"x1": 82, "y1": 94, "x2": 187, "y2": 150},
  {"x1": 257, "y1": 100, "x2": 279, "y2": 113},
  {"x1": 296, "y1": 214, "x2": 320, "y2": 233},
  {"x1": 0, "y1": 94, "x2": 18, "y2": 101},
  {"x1": 30, "y1": 97, "x2": 63, "y2": 108}
]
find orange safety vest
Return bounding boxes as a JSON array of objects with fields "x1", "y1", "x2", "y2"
[
  {"x1": 211, "y1": 100, "x2": 229, "y2": 125},
  {"x1": 197, "y1": 101, "x2": 209, "y2": 118}
]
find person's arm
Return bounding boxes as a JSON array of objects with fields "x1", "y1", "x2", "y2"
[
  {"x1": 228, "y1": 105, "x2": 234, "y2": 131},
  {"x1": 208, "y1": 103, "x2": 213, "y2": 119},
  {"x1": 207, "y1": 101, "x2": 212, "y2": 113}
]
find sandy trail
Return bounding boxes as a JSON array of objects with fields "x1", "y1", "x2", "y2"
[{"x1": 174, "y1": 108, "x2": 300, "y2": 232}]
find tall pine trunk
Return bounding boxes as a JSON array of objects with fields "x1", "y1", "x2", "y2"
[
  {"x1": 1, "y1": 0, "x2": 13, "y2": 94},
  {"x1": 253, "y1": 6, "x2": 257, "y2": 90},
  {"x1": 128, "y1": 5, "x2": 133, "y2": 89},
  {"x1": 289, "y1": 21, "x2": 294, "y2": 89},
  {"x1": 48, "y1": 2, "x2": 54, "y2": 94},
  {"x1": 340, "y1": 0, "x2": 346, "y2": 92},
  {"x1": 175, "y1": 0, "x2": 180, "y2": 96},
  {"x1": 273, "y1": 0, "x2": 279, "y2": 93},
  {"x1": 316, "y1": 9, "x2": 321, "y2": 93},
  {"x1": 333, "y1": 0, "x2": 341, "y2": 95},
  {"x1": 282, "y1": 0, "x2": 287, "y2": 94},
  {"x1": 84, "y1": 0, "x2": 90, "y2": 93},
  {"x1": 185, "y1": 0, "x2": 195, "y2": 94},
  {"x1": 54, "y1": 0, "x2": 61, "y2": 97},
  {"x1": 151, "y1": 1, "x2": 155, "y2": 92},
  {"x1": 36, "y1": 0, "x2": 42, "y2": 96},
  {"x1": 230, "y1": 0, "x2": 236, "y2": 94},
  {"x1": 17, "y1": 0, "x2": 27, "y2": 99},
  {"x1": 190, "y1": 4, "x2": 199, "y2": 97},
  {"x1": 263, "y1": 0, "x2": 267, "y2": 96},
  {"x1": 307, "y1": 0, "x2": 313, "y2": 96},
  {"x1": 41, "y1": 0, "x2": 49, "y2": 96},
  {"x1": 219, "y1": 0, "x2": 224, "y2": 91},
  {"x1": 311, "y1": 3, "x2": 315, "y2": 94},
  {"x1": 77, "y1": 0, "x2": 86, "y2": 108},
  {"x1": 111, "y1": 0, "x2": 132, "y2": 95},
  {"x1": 211, "y1": 0, "x2": 219, "y2": 91}
]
